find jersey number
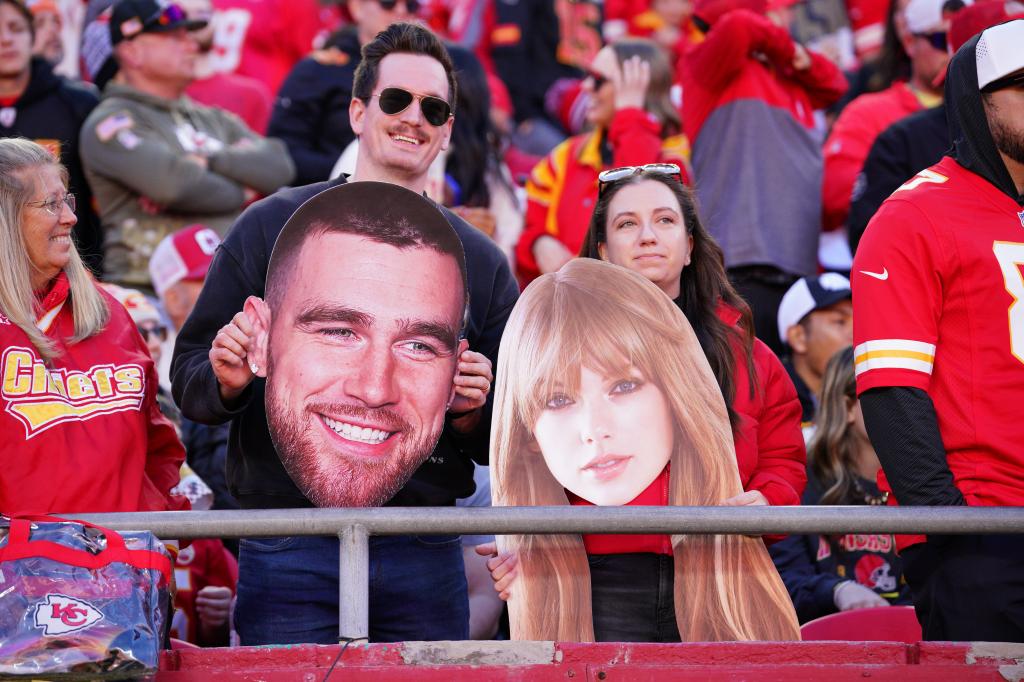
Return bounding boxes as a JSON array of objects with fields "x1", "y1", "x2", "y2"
[
  {"x1": 993, "y1": 242, "x2": 1024, "y2": 365},
  {"x1": 895, "y1": 169, "x2": 949, "y2": 193}
]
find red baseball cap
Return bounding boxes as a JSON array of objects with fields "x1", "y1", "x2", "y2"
[
  {"x1": 149, "y1": 224, "x2": 221, "y2": 297},
  {"x1": 934, "y1": 1, "x2": 1024, "y2": 87}
]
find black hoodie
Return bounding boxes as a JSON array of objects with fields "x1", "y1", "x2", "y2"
[
  {"x1": 0, "y1": 58, "x2": 104, "y2": 272},
  {"x1": 860, "y1": 27, "x2": 1023, "y2": 510},
  {"x1": 944, "y1": 30, "x2": 1024, "y2": 204}
]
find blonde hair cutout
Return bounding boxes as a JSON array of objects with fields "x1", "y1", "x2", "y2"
[
  {"x1": 491, "y1": 259, "x2": 800, "y2": 641},
  {"x1": 0, "y1": 138, "x2": 108, "y2": 360}
]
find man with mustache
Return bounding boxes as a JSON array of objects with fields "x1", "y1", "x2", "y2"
[{"x1": 171, "y1": 22, "x2": 517, "y2": 644}]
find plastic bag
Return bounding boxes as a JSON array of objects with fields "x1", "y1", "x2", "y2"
[{"x1": 0, "y1": 516, "x2": 172, "y2": 679}]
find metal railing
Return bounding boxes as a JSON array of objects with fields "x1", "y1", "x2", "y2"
[{"x1": 70, "y1": 506, "x2": 1024, "y2": 640}]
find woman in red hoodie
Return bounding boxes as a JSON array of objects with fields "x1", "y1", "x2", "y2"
[{"x1": 484, "y1": 167, "x2": 806, "y2": 640}]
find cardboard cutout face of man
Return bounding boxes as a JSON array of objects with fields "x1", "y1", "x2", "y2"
[{"x1": 246, "y1": 182, "x2": 468, "y2": 507}]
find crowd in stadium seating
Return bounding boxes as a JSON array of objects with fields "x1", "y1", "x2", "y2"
[{"x1": 1, "y1": 0, "x2": 1022, "y2": 647}]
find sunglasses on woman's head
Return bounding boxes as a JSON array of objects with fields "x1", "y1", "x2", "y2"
[
  {"x1": 371, "y1": 87, "x2": 452, "y2": 127},
  {"x1": 597, "y1": 164, "x2": 683, "y2": 195}
]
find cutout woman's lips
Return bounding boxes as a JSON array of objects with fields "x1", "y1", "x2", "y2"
[{"x1": 581, "y1": 454, "x2": 633, "y2": 481}]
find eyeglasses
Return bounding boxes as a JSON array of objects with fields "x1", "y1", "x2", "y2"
[
  {"x1": 597, "y1": 164, "x2": 683, "y2": 195},
  {"x1": 137, "y1": 324, "x2": 169, "y2": 342},
  {"x1": 375, "y1": 0, "x2": 420, "y2": 13},
  {"x1": 915, "y1": 31, "x2": 947, "y2": 52},
  {"x1": 585, "y1": 69, "x2": 609, "y2": 90},
  {"x1": 982, "y1": 70, "x2": 1024, "y2": 93},
  {"x1": 371, "y1": 87, "x2": 452, "y2": 127},
  {"x1": 26, "y1": 192, "x2": 76, "y2": 216}
]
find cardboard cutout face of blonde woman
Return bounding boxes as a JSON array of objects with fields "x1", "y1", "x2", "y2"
[
  {"x1": 244, "y1": 182, "x2": 468, "y2": 508},
  {"x1": 532, "y1": 365, "x2": 674, "y2": 506},
  {"x1": 490, "y1": 259, "x2": 800, "y2": 642}
]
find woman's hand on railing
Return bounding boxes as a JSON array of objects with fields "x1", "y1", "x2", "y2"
[
  {"x1": 720, "y1": 490, "x2": 769, "y2": 507},
  {"x1": 475, "y1": 541, "x2": 519, "y2": 602},
  {"x1": 720, "y1": 490, "x2": 769, "y2": 538}
]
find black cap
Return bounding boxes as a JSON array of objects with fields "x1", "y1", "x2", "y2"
[{"x1": 109, "y1": 0, "x2": 206, "y2": 46}]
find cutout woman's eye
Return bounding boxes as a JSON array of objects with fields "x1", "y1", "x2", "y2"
[
  {"x1": 611, "y1": 379, "x2": 642, "y2": 394},
  {"x1": 545, "y1": 393, "x2": 574, "y2": 409}
]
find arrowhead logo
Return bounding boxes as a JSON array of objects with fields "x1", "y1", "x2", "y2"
[
  {"x1": 860, "y1": 268, "x2": 889, "y2": 281},
  {"x1": 33, "y1": 594, "x2": 104, "y2": 635}
]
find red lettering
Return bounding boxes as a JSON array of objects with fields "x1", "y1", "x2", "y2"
[{"x1": 51, "y1": 602, "x2": 88, "y2": 626}]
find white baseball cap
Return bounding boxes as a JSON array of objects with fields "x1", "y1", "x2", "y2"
[
  {"x1": 904, "y1": 0, "x2": 948, "y2": 34},
  {"x1": 976, "y1": 19, "x2": 1024, "y2": 90},
  {"x1": 777, "y1": 272, "x2": 852, "y2": 345}
]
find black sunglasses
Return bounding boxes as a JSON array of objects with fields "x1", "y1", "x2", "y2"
[
  {"x1": 138, "y1": 324, "x2": 169, "y2": 342},
  {"x1": 376, "y1": 0, "x2": 420, "y2": 12},
  {"x1": 597, "y1": 164, "x2": 683, "y2": 196},
  {"x1": 982, "y1": 70, "x2": 1024, "y2": 93},
  {"x1": 585, "y1": 69, "x2": 609, "y2": 90},
  {"x1": 372, "y1": 87, "x2": 451, "y2": 126},
  {"x1": 915, "y1": 31, "x2": 947, "y2": 52}
]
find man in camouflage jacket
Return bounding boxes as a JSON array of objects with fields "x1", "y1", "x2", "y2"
[{"x1": 80, "y1": 0, "x2": 294, "y2": 290}]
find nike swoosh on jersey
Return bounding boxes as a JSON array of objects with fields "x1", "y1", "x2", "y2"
[{"x1": 860, "y1": 268, "x2": 889, "y2": 281}]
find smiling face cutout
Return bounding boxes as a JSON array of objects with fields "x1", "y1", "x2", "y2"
[{"x1": 248, "y1": 182, "x2": 467, "y2": 507}]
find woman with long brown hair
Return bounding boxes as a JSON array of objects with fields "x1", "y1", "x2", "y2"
[
  {"x1": 580, "y1": 166, "x2": 807, "y2": 509},
  {"x1": 491, "y1": 258, "x2": 801, "y2": 641}
]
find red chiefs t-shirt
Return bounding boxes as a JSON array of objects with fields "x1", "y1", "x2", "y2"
[{"x1": 853, "y1": 156, "x2": 1024, "y2": 516}]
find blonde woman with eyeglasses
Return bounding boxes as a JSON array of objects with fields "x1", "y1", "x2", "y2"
[{"x1": 0, "y1": 138, "x2": 187, "y2": 517}]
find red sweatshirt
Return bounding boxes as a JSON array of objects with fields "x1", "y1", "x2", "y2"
[
  {"x1": 822, "y1": 82, "x2": 933, "y2": 230},
  {"x1": 0, "y1": 273, "x2": 186, "y2": 515},
  {"x1": 681, "y1": 8, "x2": 847, "y2": 277}
]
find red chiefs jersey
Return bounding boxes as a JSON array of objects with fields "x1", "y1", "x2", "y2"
[{"x1": 853, "y1": 156, "x2": 1024, "y2": 509}]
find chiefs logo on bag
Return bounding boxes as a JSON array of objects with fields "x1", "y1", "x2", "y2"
[{"x1": 33, "y1": 594, "x2": 104, "y2": 636}]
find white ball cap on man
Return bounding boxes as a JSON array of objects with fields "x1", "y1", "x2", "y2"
[
  {"x1": 976, "y1": 19, "x2": 1024, "y2": 90},
  {"x1": 149, "y1": 224, "x2": 222, "y2": 298},
  {"x1": 777, "y1": 272, "x2": 853, "y2": 345}
]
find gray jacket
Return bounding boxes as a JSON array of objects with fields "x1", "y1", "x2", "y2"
[{"x1": 80, "y1": 83, "x2": 295, "y2": 288}]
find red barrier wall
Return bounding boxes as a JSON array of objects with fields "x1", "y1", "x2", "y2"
[{"x1": 157, "y1": 641, "x2": 1024, "y2": 681}]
